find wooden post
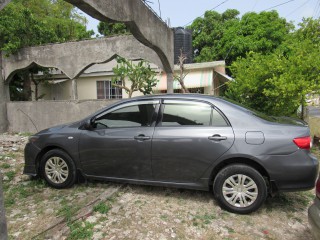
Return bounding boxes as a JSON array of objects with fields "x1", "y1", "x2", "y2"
[{"x1": 0, "y1": 171, "x2": 8, "y2": 240}]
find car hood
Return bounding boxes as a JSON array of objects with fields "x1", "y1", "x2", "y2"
[{"x1": 37, "y1": 121, "x2": 82, "y2": 134}]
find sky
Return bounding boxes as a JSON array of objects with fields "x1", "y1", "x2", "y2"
[{"x1": 84, "y1": 0, "x2": 320, "y2": 35}]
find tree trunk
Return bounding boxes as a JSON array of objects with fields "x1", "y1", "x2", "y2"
[
  {"x1": 178, "y1": 77, "x2": 189, "y2": 93},
  {"x1": 22, "y1": 72, "x2": 32, "y2": 101},
  {"x1": 300, "y1": 97, "x2": 305, "y2": 120},
  {"x1": 0, "y1": 172, "x2": 8, "y2": 240},
  {"x1": 35, "y1": 84, "x2": 39, "y2": 101},
  {"x1": 30, "y1": 72, "x2": 39, "y2": 101}
]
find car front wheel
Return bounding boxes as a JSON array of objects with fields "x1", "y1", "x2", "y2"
[
  {"x1": 40, "y1": 149, "x2": 77, "y2": 189},
  {"x1": 213, "y1": 164, "x2": 267, "y2": 214}
]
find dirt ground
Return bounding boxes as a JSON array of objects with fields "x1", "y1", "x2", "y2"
[{"x1": 0, "y1": 133, "x2": 317, "y2": 240}]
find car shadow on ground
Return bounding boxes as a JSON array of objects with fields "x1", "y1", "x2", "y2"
[{"x1": 83, "y1": 179, "x2": 315, "y2": 214}]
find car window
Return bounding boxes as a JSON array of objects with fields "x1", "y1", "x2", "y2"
[
  {"x1": 212, "y1": 108, "x2": 229, "y2": 127},
  {"x1": 161, "y1": 102, "x2": 211, "y2": 126},
  {"x1": 94, "y1": 103, "x2": 156, "y2": 129}
]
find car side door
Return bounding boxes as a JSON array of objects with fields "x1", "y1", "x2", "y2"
[
  {"x1": 152, "y1": 99, "x2": 235, "y2": 183},
  {"x1": 79, "y1": 100, "x2": 160, "y2": 180}
]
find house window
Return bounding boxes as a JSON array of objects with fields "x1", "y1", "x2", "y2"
[{"x1": 97, "y1": 81, "x2": 122, "y2": 99}]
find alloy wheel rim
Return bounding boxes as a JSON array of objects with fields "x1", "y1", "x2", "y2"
[
  {"x1": 222, "y1": 174, "x2": 258, "y2": 208},
  {"x1": 45, "y1": 157, "x2": 69, "y2": 184}
]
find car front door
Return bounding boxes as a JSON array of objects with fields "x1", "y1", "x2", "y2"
[
  {"x1": 152, "y1": 99, "x2": 235, "y2": 183},
  {"x1": 79, "y1": 100, "x2": 159, "y2": 180}
]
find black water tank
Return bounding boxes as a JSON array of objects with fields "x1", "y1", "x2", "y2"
[{"x1": 174, "y1": 27, "x2": 193, "y2": 64}]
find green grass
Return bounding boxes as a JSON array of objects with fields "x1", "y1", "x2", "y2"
[
  {"x1": 93, "y1": 202, "x2": 111, "y2": 214},
  {"x1": 192, "y1": 212, "x2": 217, "y2": 227},
  {"x1": 5, "y1": 171, "x2": 16, "y2": 181},
  {"x1": 160, "y1": 214, "x2": 168, "y2": 220},
  {"x1": 225, "y1": 226, "x2": 235, "y2": 233},
  {"x1": 67, "y1": 221, "x2": 94, "y2": 240},
  {"x1": 0, "y1": 163, "x2": 11, "y2": 169},
  {"x1": 2, "y1": 153, "x2": 17, "y2": 159},
  {"x1": 18, "y1": 132, "x2": 34, "y2": 137},
  {"x1": 57, "y1": 204, "x2": 80, "y2": 222}
]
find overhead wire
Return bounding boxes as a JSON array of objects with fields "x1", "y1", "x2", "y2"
[
  {"x1": 224, "y1": 0, "x2": 259, "y2": 61},
  {"x1": 313, "y1": 0, "x2": 320, "y2": 18},
  {"x1": 263, "y1": 0, "x2": 295, "y2": 11},
  {"x1": 157, "y1": 0, "x2": 162, "y2": 18},
  {"x1": 224, "y1": 0, "x2": 298, "y2": 61},
  {"x1": 286, "y1": 0, "x2": 313, "y2": 18},
  {"x1": 183, "y1": 0, "x2": 231, "y2": 27}
]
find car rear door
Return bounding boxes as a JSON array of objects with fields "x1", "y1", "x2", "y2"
[{"x1": 152, "y1": 99, "x2": 235, "y2": 182}]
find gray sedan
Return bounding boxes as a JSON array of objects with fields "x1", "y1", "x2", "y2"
[{"x1": 24, "y1": 94, "x2": 318, "y2": 214}]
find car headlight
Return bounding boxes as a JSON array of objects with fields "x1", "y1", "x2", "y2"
[{"x1": 28, "y1": 135, "x2": 39, "y2": 143}]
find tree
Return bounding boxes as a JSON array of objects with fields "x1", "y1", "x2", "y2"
[
  {"x1": 0, "y1": 0, "x2": 94, "y2": 100},
  {"x1": 112, "y1": 57, "x2": 158, "y2": 98},
  {"x1": 174, "y1": 49, "x2": 189, "y2": 93},
  {"x1": 225, "y1": 18, "x2": 320, "y2": 118},
  {"x1": 188, "y1": 10, "x2": 292, "y2": 69},
  {"x1": 98, "y1": 21, "x2": 130, "y2": 36}
]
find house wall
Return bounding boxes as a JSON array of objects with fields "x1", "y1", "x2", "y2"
[
  {"x1": 33, "y1": 62, "x2": 226, "y2": 101},
  {"x1": 77, "y1": 76, "x2": 112, "y2": 100},
  {"x1": 7, "y1": 99, "x2": 117, "y2": 133}
]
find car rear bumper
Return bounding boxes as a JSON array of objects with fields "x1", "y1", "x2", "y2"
[
  {"x1": 262, "y1": 151, "x2": 318, "y2": 192},
  {"x1": 309, "y1": 198, "x2": 320, "y2": 240},
  {"x1": 23, "y1": 142, "x2": 41, "y2": 176}
]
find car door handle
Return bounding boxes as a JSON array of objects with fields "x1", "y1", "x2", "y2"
[
  {"x1": 134, "y1": 135, "x2": 150, "y2": 141},
  {"x1": 208, "y1": 135, "x2": 227, "y2": 141}
]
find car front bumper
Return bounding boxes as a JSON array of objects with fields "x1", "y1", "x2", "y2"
[
  {"x1": 309, "y1": 197, "x2": 320, "y2": 240},
  {"x1": 23, "y1": 142, "x2": 41, "y2": 176}
]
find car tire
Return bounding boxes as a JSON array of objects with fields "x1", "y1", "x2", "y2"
[
  {"x1": 40, "y1": 149, "x2": 77, "y2": 189},
  {"x1": 213, "y1": 164, "x2": 267, "y2": 214}
]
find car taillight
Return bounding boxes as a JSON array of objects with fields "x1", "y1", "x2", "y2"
[
  {"x1": 293, "y1": 136, "x2": 311, "y2": 150},
  {"x1": 316, "y1": 177, "x2": 320, "y2": 199}
]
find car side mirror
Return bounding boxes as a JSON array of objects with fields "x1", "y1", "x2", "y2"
[{"x1": 82, "y1": 117, "x2": 96, "y2": 130}]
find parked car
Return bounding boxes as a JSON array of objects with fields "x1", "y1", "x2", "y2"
[
  {"x1": 24, "y1": 94, "x2": 318, "y2": 214},
  {"x1": 309, "y1": 173, "x2": 320, "y2": 239}
]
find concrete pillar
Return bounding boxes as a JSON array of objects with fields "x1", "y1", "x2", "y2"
[
  {"x1": 166, "y1": 72, "x2": 174, "y2": 94},
  {"x1": 71, "y1": 78, "x2": 78, "y2": 100},
  {"x1": 0, "y1": 172, "x2": 8, "y2": 240},
  {"x1": 0, "y1": 53, "x2": 9, "y2": 133}
]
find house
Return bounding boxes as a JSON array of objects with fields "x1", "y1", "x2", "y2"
[{"x1": 34, "y1": 60, "x2": 231, "y2": 100}]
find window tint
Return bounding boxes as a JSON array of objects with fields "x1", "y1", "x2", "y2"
[
  {"x1": 95, "y1": 103, "x2": 156, "y2": 129},
  {"x1": 161, "y1": 103, "x2": 211, "y2": 126},
  {"x1": 212, "y1": 108, "x2": 228, "y2": 127}
]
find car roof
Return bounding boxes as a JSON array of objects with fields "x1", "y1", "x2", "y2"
[{"x1": 129, "y1": 94, "x2": 247, "y2": 111}]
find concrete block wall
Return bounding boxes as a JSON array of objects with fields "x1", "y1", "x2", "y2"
[{"x1": 7, "y1": 100, "x2": 118, "y2": 133}]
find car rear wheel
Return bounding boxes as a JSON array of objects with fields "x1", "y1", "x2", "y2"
[
  {"x1": 40, "y1": 149, "x2": 76, "y2": 189},
  {"x1": 213, "y1": 164, "x2": 267, "y2": 214}
]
